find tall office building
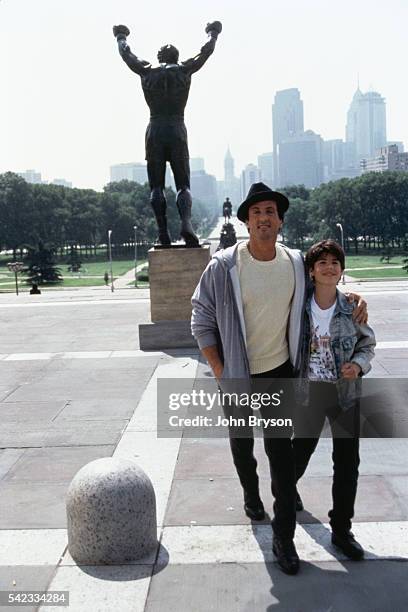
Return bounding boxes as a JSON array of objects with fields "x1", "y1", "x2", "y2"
[
  {"x1": 221, "y1": 147, "x2": 240, "y2": 208},
  {"x1": 272, "y1": 89, "x2": 304, "y2": 186},
  {"x1": 110, "y1": 162, "x2": 148, "y2": 185},
  {"x1": 323, "y1": 139, "x2": 345, "y2": 180},
  {"x1": 387, "y1": 141, "x2": 404, "y2": 153},
  {"x1": 191, "y1": 170, "x2": 218, "y2": 213},
  {"x1": 345, "y1": 88, "x2": 387, "y2": 165},
  {"x1": 190, "y1": 157, "x2": 205, "y2": 172},
  {"x1": 224, "y1": 147, "x2": 234, "y2": 183},
  {"x1": 241, "y1": 164, "x2": 261, "y2": 199},
  {"x1": 361, "y1": 144, "x2": 408, "y2": 174},
  {"x1": 322, "y1": 140, "x2": 361, "y2": 182},
  {"x1": 18, "y1": 169, "x2": 42, "y2": 184},
  {"x1": 345, "y1": 87, "x2": 363, "y2": 160},
  {"x1": 279, "y1": 130, "x2": 324, "y2": 189},
  {"x1": 257, "y1": 152, "x2": 274, "y2": 187},
  {"x1": 52, "y1": 178, "x2": 72, "y2": 188}
]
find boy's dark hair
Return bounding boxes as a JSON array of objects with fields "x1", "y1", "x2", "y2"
[{"x1": 305, "y1": 239, "x2": 345, "y2": 272}]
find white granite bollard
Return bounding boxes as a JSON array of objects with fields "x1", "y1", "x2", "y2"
[{"x1": 66, "y1": 457, "x2": 157, "y2": 565}]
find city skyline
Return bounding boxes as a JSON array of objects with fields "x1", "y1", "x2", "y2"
[
  {"x1": 17, "y1": 78, "x2": 403, "y2": 196},
  {"x1": 2, "y1": 0, "x2": 407, "y2": 191},
  {"x1": 18, "y1": 84, "x2": 402, "y2": 195},
  {"x1": 84, "y1": 83, "x2": 402, "y2": 195}
]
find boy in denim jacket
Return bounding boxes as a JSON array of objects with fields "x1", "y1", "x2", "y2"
[{"x1": 293, "y1": 240, "x2": 376, "y2": 560}]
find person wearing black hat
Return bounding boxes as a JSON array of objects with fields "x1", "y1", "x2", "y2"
[
  {"x1": 236, "y1": 183, "x2": 289, "y2": 224},
  {"x1": 191, "y1": 182, "x2": 368, "y2": 575}
]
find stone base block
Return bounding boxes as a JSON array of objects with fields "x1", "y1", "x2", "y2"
[
  {"x1": 149, "y1": 245, "x2": 210, "y2": 322},
  {"x1": 139, "y1": 320, "x2": 197, "y2": 350}
]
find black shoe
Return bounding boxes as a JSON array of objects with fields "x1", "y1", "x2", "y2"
[
  {"x1": 272, "y1": 535, "x2": 300, "y2": 575},
  {"x1": 244, "y1": 498, "x2": 265, "y2": 521},
  {"x1": 296, "y1": 489, "x2": 304, "y2": 512},
  {"x1": 331, "y1": 531, "x2": 364, "y2": 560}
]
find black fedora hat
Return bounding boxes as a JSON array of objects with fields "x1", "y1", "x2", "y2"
[{"x1": 237, "y1": 182, "x2": 290, "y2": 222}]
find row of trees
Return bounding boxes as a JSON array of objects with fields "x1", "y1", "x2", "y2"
[
  {"x1": 281, "y1": 172, "x2": 408, "y2": 253},
  {"x1": 0, "y1": 172, "x2": 217, "y2": 260},
  {"x1": 2, "y1": 169, "x2": 408, "y2": 282}
]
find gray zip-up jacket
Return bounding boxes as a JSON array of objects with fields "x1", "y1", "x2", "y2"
[{"x1": 191, "y1": 243, "x2": 306, "y2": 382}]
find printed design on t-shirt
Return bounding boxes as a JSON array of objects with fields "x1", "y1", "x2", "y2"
[{"x1": 308, "y1": 323, "x2": 337, "y2": 381}]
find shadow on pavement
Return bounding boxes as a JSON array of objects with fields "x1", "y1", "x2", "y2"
[{"x1": 250, "y1": 509, "x2": 407, "y2": 611}]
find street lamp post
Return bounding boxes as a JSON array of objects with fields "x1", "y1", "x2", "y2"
[
  {"x1": 133, "y1": 225, "x2": 138, "y2": 288},
  {"x1": 336, "y1": 223, "x2": 346, "y2": 285},
  {"x1": 108, "y1": 230, "x2": 114, "y2": 293},
  {"x1": 7, "y1": 262, "x2": 24, "y2": 296}
]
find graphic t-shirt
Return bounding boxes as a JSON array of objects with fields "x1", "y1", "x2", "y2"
[{"x1": 308, "y1": 295, "x2": 337, "y2": 381}]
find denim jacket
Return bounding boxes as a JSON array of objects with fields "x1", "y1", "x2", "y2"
[{"x1": 298, "y1": 289, "x2": 376, "y2": 410}]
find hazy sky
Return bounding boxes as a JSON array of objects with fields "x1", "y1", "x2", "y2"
[{"x1": 1, "y1": 0, "x2": 407, "y2": 191}]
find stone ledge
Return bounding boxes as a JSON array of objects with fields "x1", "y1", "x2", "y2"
[{"x1": 139, "y1": 321, "x2": 197, "y2": 350}]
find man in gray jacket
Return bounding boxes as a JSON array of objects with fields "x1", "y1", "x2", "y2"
[{"x1": 191, "y1": 182, "x2": 366, "y2": 575}]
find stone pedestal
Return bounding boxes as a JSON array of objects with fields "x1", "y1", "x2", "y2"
[
  {"x1": 149, "y1": 245, "x2": 210, "y2": 321},
  {"x1": 66, "y1": 457, "x2": 157, "y2": 565},
  {"x1": 139, "y1": 245, "x2": 210, "y2": 350}
]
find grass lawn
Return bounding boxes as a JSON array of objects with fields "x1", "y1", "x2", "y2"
[
  {"x1": 0, "y1": 248, "x2": 128, "y2": 263},
  {"x1": 57, "y1": 259, "x2": 141, "y2": 276},
  {"x1": 0, "y1": 259, "x2": 148, "y2": 291},
  {"x1": 49, "y1": 277, "x2": 110, "y2": 287},
  {"x1": 347, "y1": 268, "x2": 408, "y2": 279},
  {"x1": 344, "y1": 255, "x2": 407, "y2": 279},
  {"x1": 344, "y1": 255, "x2": 405, "y2": 268},
  {"x1": 0, "y1": 259, "x2": 144, "y2": 276}
]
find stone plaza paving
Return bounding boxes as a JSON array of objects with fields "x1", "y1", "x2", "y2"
[{"x1": 0, "y1": 281, "x2": 407, "y2": 611}]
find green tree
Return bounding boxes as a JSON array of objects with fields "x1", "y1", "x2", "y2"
[
  {"x1": 282, "y1": 184, "x2": 310, "y2": 201},
  {"x1": 308, "y1": 171, "x2": 408, "y2": 254},
  {"x1": 310, "y1": 178, "x2": 363, "y2": 253},
  {"x1": 29, "y1": 183, "x2": 68, "y2": 248},
  {"x1": 402, "y1": 235, "x2": 408, "y2": 274},
  {"x1": 0, "y1": 172, "x2": 33, "y2": 256},
  {"x1": 64, "y1": 188, "x2": 102, "y2": 253},
  {"x1": 24, "y1": 242, "x2": 63, "y2": 284},
  {"x1": 282, "y1": 197, "x2": 311, "y2": 249},
  {"x1": 67, "y1": 247, "x2": 82, "y2": 272}
]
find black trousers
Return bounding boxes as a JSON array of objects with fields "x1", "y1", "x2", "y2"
[
  {"x1": 292, "y1": 382, "x2": 360, "y2": 534},
  {"x1": 225, "y1": 359, "x2": 296, "y2": 539}
]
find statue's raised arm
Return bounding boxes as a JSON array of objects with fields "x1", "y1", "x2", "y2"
[
  {"x1": 182, "y1": 21, "x2": 222, "y2": 74},
  {"x1": 113, "y1": 25, "x2": 151, "y2": 76}
]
